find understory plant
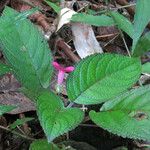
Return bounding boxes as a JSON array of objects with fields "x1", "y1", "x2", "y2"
[{"x1": 0, "y1": 0, "x2": 150, "y2": 149}]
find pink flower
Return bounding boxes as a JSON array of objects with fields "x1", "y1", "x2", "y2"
[{"x1": 53, "y1": 61, "x2": 74, "y2": 92}]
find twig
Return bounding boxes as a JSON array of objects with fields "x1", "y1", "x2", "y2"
[
  {"x1": 18, "y1": 0, "x2": 41, "y2": 11},
  {"x1": 0, "y1": 125, "x2": 35, "y2": 141},
  {"x1": 115, "y1": 0, "x2": 135, "y2": 16},
  {"x1": 103, "y1": 34, "x2": 119, "y2": 47},
  {"x1": 19, "y1": 113, "x2": 31, "y2": 135},
  {"x1": 67, "y1": 102, "x2": 74, "y2": 108},
  {"x1": 122, "y1": 35, "x2": 131, "y2": 57},
  {"x1": 112, "y1": 3, "x2": 136, "y2": 10},
  {"x1": 0, "y1": 0, "x2": 9, "y2": 10},
  {"x1": 110, "y1": 3, "x2": 131, "y2": 56},
  {"x1": 96, "y1": 33, "x2": 119, "y2": 40},
  {"x1": 80, "y1": 124, "x2": 99, "y2": 128},
  {"x1": 119, "y1": 29, "x2": 131, "y2": 57},
  {"x1": 56, "y1": 38, "x2": 80, "y2": 62},
  {"x1": 17, "y1": 126, "x2": 26, "y2": 135},
  {"x1": 83, "y1": 116, "x2": 90, "y2": 122},
  {"x1": 20, "y1": 0, "x2": 35, "y2": 7}
]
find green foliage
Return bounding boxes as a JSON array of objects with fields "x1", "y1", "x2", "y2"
[
  {"x1": 142, "y1": 62, "x2": 150, "y2": 73},
  {"x1": 9, "y1": 117, "x2": 34, "y2": 129},
  {"x1": 0, "y1": 7, "x2": 38, "y2": 35},
  {"x1": 29, "y1": 139, "x2": 60, "y2": 150},
  {"x1": 36, "y1": 91, "x2": 84, "y2": 142},
  {"x1": 90, "y1": 85, "x2": 150, "y2": 140},
  {"x1": 132, "y1": 0, "x2": 150, "y2": 52},
  {"x1": 110, "y1": 11, "x2": 133, "y2": 38},
  {"x1": 86, "y1": 9, "x2": 97, "y2": 15},
  {"x1": 108, "y1": 1, "x2": 150, "y2": 57},
  {"x1": 0, "y1": 105, "x2": 16, "y2": 116},
  {"x1": 46, "y1": 2, "x2": 115, "y2": 27},
  {"x1": 45, "y1": 0, "x2": 61, "y2": 13},
  {"x1": 1, "y1": 1, "x2": 150, "y2": 144},
  {"x1": 133, "y1": 32, "x2": 150, "y2": 57},
  {"x1": 19, "y1": 87, "x2": 40, "y2": 101},
  {"x1": 0, "y1": 7, "x2": 53, "y2": 93},
  {"x1": 71, "y1": 13, "x2": 115, "y2": 26},
  {"x1": 67, "y1": 54, "x2": 141, "y2": 105},
  {"x1": 0, "y1": 62, "x2": 12, "y2": 76}
]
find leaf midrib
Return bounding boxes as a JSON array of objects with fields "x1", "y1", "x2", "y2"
[
  {"x1": 74, "y1": 59, "x2": 139, "y2": 101},
  {"x1": 3, "y1": 19, "x2": 43, "y2": 88}
]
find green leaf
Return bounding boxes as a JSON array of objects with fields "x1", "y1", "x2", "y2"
[
  {"x1": 132, "y1": 0, "x2": 150, "y2": 52},
  {"x1": 0, "y1": 105, "x2": 16, "y2": 116},
  {"x1": 67, "y1": 54, "x2": 141, "y2": 105},
  {"x1": 45, "y1": 0, "x2": 61, "y2": 14},
  {"x1": 0, "y1": 7, "x2": 53, "y2": 93},
  {"x1": 0, "y1": 62, "x2": 12, "y2": 76},
  {"x1": 133, "y1": 32, "x2": 150, "y2": 57},
  {"x1": 90, "y1": 85, "x2": 150, "y2": 141},
  {"x1": 9, "y1": 117, "x2": 34, "y2": 129},
  {"x1": 37, "y1": 91, "x2": 84, "y2": 142},
  {"x1": 0, "y1": 7, "x2": 38, "y2": 35},
  {"x1": 110, "y1": 11, "x2": 133, "y2": 38},
  {"x1": 71, "y1": 13, "x2": 115, "y2": 26},
  {"x1": 142, "y1": 62, "x2": 150, "y2": 73},
  {"x1": 29, "y1": 139, "x2": 60, "y2": 150},
  {"x1": 13, "y1": 8, "x2": 39, "y2": 22},
  {"x1": 86, "y1": 9, "x2": 97, "y2": 15}
]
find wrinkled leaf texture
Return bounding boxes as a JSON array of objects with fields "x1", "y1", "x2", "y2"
[
  {"x1": 90, "y1": 85, "x2": 150, "y2": 141},
  {"x1": 0, "y1": 7, "x2": 53, "y2": 93},
  {"x1": 67, "y1": 54, "x2": 141, "y2": 105},
  {"x1": 37, "y1": 91, "x2": 84, "y2": 142}
]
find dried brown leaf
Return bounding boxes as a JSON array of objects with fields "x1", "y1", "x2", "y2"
[
  {"x1": 0, "y1": 75, "x2": 35, "y2": 114},
  {"x1": 0, "y1": 92, "x2": 35, "y2": 114},
  {"x1": 71, "y1": 23, "x2": 103, "y2": 58}
]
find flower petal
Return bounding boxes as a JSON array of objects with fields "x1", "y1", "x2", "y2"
[
  {"x1": 64, "y1": 66, "x2": 74, "y2": 72},
  {"x1": 53, "y1": 62, "x2": 62, "y2": 70}
]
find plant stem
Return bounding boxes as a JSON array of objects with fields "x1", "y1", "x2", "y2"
[
  {"x1": 0, "y1": 125, "x2": 35, "y2": 141},
  {"x1": 67, "y1": 102, "x2": 74, "y2": 108},
  {"x1": 119, "y1": 29, "x2": 131, "y2": 57},
  {"x1": 112, "y1": 3, "x2": 136, "y2": 11}
]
